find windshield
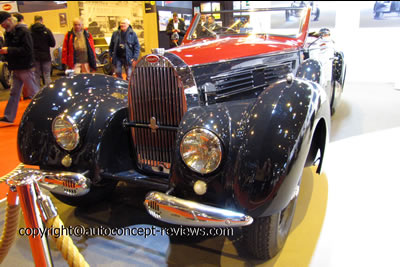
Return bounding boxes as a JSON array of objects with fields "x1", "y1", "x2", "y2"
[{"x1": 188, "y1": 8, "x2": 308, "y2": 40}]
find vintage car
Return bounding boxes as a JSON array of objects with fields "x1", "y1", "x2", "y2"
[
  {"x1": 0, "y1": 60, "x2": 10, "y2": 89},
  {"x1": 0, "y1": 38, "x2": 10, "y2": 89},
  {"x1": 17, "y1": 7, "x2": 345, "y2": 260},
  {"x1": 373, "y1": 1, "x2": 400, "y2": 19}
]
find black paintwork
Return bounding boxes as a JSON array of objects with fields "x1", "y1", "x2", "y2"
[
  {"x1": 170, "y1": 77, "x2": 329, "y2": 217},
  {"x1": 17, "y1": 36, "x2": 345, "y2": 218},
  {"x1": 18, "y1": 74, "x2": 132, "y2": 184}
]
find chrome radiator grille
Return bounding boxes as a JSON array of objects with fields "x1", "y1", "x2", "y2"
[{"x1": 129, "y1": 56, "x2": 186, "y2": 172}]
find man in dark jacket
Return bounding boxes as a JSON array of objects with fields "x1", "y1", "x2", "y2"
[
  {"x1": 109, "y1": 18, "x2": 140, "y2": 80},
  {"x1": 30, "y1": 15, "x2": 55, "y2": 87},
  {"x1": 0, "y1": 11, "x2": 39, "y2": 124},
  {"x1": 166, "y1": 13, "x2": 186, "y2": 48},
  {"x1": 13, "y1": 13, "x2": 27, "y2": 28}
]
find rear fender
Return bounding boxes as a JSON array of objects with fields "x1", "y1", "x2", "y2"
[
  {"x1": 296, "y1": 59, "x2": 322, "y2": 83},
  {"x1": 333, "y1": 51, "x2": 346, "y2": 88}
]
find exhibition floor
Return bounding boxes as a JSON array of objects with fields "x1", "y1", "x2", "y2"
[{"x1": 1, "y1": 81, "x2": 400, "y2": 266}]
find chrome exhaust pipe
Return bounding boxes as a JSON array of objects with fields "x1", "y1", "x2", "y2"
[
  {"x1": 15, "y1": 168, "x2": 90, "y2": 197},
  {"x1": 144, "y1": 192, "x2": 253, "y2": 227}
]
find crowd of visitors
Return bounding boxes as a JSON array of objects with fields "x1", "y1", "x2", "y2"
[
  {"x1": 0, "y1": 10, "x2": 196, "y2": 125},
  {"x1": 0, "y1": 11, "x2": 142, "y2": 125}
]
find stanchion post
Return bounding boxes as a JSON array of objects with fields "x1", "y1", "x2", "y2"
[
  {"x1": 12, "y1": 173, "x2": 53, "y2": 267},
  {"x1": 7, "y1": 186, "x2": 19, "y2": 207}
]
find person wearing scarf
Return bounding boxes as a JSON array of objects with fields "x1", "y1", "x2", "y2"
[{"x1": 61, "y1": 17, "x2": 96, "y2": 73}]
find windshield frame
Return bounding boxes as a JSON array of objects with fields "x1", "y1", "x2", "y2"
[{"x1": 185, "y1": 7, "x2": 309, "y2": 42}]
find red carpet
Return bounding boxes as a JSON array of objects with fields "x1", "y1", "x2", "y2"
[{"x1": 0, "y1": 99, "x2": 31, "y2": 200}]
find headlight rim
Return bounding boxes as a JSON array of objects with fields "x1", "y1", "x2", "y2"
[
  {"x1": 180, "y1": 127, "x2": 223, "y2": 175},
  {"x1": 52, "y1": 114, "x2": 80, "y2": 151}
]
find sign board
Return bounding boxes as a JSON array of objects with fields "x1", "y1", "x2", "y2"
[
  {"x1": 145, "y1": 1, "x2": 156, "y2": 13},
  {"x1": 0, "y1": 1, "x2": 18, "y2": 13}
]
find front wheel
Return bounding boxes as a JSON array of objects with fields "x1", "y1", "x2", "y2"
[
  {"x1": 51, "y1": 179, "x2": 117, "y2": 207},
  {"x1": 374, "y1": 11, "x2": 382, "y2": 19},
  {"x1": 100, "y1": 52, "x2": 113, "y2": 75},
  {"x1": 242, "y1": 191, "x2": 298, "y2": 260}
]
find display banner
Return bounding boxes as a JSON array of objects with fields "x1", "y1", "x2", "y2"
[
  {"x1": 0, "y1": 1, "x2": 18, "y2": 13},
  {"x1": 270, "y1": 1, "x2": 336, "y2": 29},
  {"x1": 360, "y1": 1, "x2": 400, "y2": 27}
]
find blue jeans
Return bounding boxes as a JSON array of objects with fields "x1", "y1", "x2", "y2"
[
  {"x1": 3, "y1": 69, "x2": 39, "y2": 122},
  {"x1": 34, "y1": 61, "x2": 52, "y2": 88},
  {"x1": 114, "y1": 59, "x2": 132, "y2": 80}
]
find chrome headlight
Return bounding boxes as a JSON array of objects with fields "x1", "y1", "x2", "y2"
[
  {"x1": 180, "y1": 128, "x2": 222, "y2": 174},
  {"x1": 52, "y1": 114, "x2": 80, "y2": 151}
]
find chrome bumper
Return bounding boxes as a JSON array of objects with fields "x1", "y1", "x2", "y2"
[
  {"x1": 13, "y1": 168, "x2": 90, "y2": 197},
  {"x1": 144, "y1": 192, "x2": 253, "y2": 227}
]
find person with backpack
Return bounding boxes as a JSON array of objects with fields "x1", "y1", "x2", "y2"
[
  {"x1": 30, "y1": 15, "x2": 55, "y2": 87},
  {"x1": 109, "y1": 18, "x2": 140, "y2": 80},
  {"x1": 61, "y1": 17, "x2": 96, "y2": 73}
]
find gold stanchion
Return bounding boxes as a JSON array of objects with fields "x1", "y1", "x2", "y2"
[
  {"x1": 8, "y1": 172, "x2": 53, "y2": 267},
  {"x1": 1, "y1": 168, "x2": 90, "y2": 267}
]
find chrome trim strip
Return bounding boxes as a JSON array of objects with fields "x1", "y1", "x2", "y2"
[
  {"x1": 16, "y1": 168, "x2": 90, "y2": 197},
  {"x1": 144, "y1": 192, "x2": 253, "y2": 227}
]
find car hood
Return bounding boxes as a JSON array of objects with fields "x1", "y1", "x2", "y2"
[{"x1": 168, "y1": 36, "x2": 303, "y2": 66}]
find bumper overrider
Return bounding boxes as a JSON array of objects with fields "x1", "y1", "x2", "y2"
[
  {"x1": 17, "y1": 168, "x2": 90, "y2": 197},
  {"x1": 144, "y1": 192, "x2": 253, "y2": 227},
  {"x1": 13, "y1": 169, "x2": 253, "y2": 227}
]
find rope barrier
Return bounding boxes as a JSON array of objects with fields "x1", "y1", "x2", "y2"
[
  {"x1": 0, "y1": 190, "x2": 20, "y2": 263},
  {"x1": 45, "y1": 215, "x2": 89, "y2": 267},
  {"x1": 0, "y1": 163, "x2": 25, "y2": 183}
]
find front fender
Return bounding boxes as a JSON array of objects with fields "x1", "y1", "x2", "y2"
[
  {"x1": 170, "y1": 102, "x2": 241, "y2": 206},
  {"x1": 17, "y1": 74, "x2": 128, "y2": 184},
  {"x1": 170, "y1": 78, "x2": 329, "y2": 218}
]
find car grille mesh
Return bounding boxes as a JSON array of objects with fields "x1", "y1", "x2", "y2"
[
  {"x1": 129, "y1": 58, "x2": 186, "y2": 171},
  {"x1": 212, "y1": 61, "x2": 293, "y2": 99}
]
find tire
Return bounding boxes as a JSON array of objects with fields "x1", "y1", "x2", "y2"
[
  {"x1": 374, "y1": 11, "x2": 382, "y2": 19},
  {"x1": 100, "y1": 52, "x2": 113, "y2": 75},
  {"x1": 242, "y1": 192, "x2": 298, "y2": 260},
  {"x1": 51, "y1": 179, "x2": 117, "y2": 207},
  {"x1": 0, "y1": 62, "x2": 11, "y2": 89}
]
